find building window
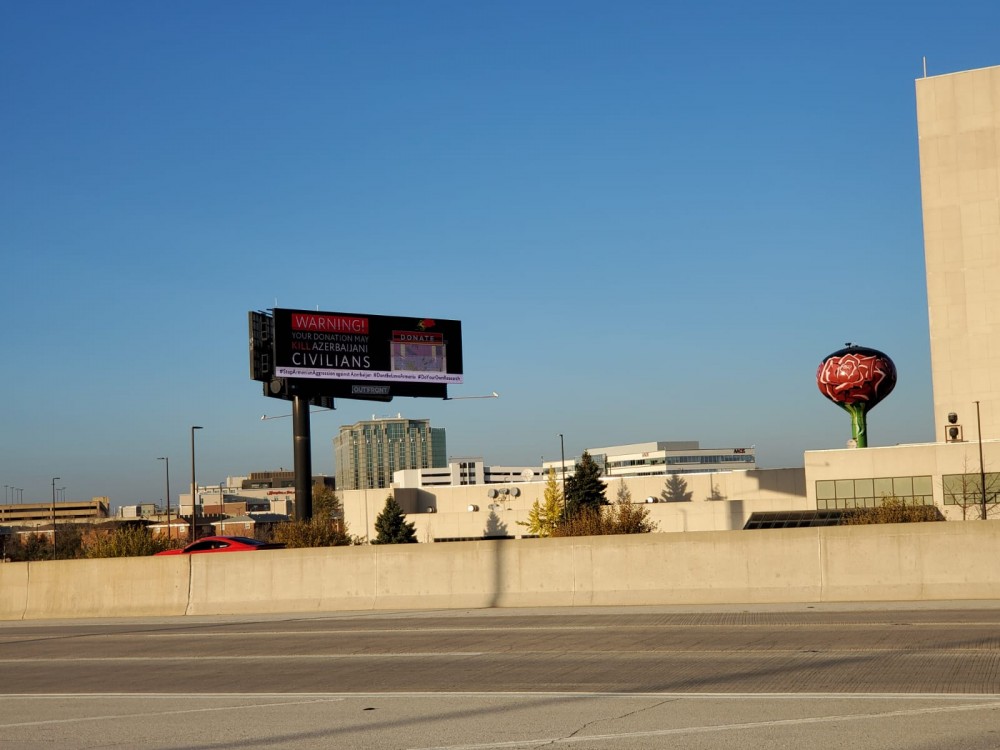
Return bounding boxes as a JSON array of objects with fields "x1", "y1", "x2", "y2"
[
  {"x1": 942, "y1": 472, "x2": 1000, "y2": 506},
  {"x1": 815, "y1": 475, "x2": 933, "y2": 510}
]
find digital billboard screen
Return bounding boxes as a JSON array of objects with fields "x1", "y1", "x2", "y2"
[{"x1": 272, "y1": 308, "x2": 463, "y2": 386}]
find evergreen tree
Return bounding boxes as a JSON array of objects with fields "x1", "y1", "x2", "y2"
[
  {"x1": 373, "y1": 495, "x2": 417, "y2": 544},
  {"x1": 661, "y1": 473, "x2": 693, "y2": 503},
  {"x1": 517, "y1": 468, "x2": 564, "y2": 537},
  {"x1": 564, "y1": 451, "x2": 607, "y2": 517}
]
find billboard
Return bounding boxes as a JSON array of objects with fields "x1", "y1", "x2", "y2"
[{"x1": 272, "y1": 308, "x2": 463, "y2": 387}]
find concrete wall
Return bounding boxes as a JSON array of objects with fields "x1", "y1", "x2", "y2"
[{"x1": 6, "y1": 521, "x2": 1000, "y2": 620}]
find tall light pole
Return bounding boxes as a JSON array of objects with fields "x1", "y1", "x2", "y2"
[
  {"x1": 157, "y1": 457, "x2": 171, "y2": 541},
  {"x1": 51, "y1": 476, "x2": 60, "y2": 559},
  {"x1": 190, "y1": 426, "x2": 203, "y2": 541},
  {"x1": 559, "y1": 434, "x2": 567, "y2": 519},
  {"x1": 976, "y1": 401, "x2": 988, "y2": 520}
]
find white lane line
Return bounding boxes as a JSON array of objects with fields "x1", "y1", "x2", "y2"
[
  {"x1": 1, "y1": 691, "x2": 998, "y2": 699},
  {"x1": 0, "y1": 652, "x2": 485, "y2": 662},
  {"x1": 0, "y1": 697, "x2": 344, "y2": 729},
  {"x1": 21, "y1": 621, "x2": 997, "y2": 638},
  {"x1": 0, "y1": 647, "x2": 986, "y2": 661},
  {"x1": 116, "y1": 627, "x2": 612, "y2": 635},
  {"x1": 407, "y1": 700, "x2": 1000, "y2": 749}
]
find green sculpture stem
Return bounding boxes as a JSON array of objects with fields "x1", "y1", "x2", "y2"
[{"x1": 840, "y1": 403, "x2": 869, "y2": 448}]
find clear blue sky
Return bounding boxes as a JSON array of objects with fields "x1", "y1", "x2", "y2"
[{"x1": 2, "y1": 1, "x2": 997, "y2": 508}]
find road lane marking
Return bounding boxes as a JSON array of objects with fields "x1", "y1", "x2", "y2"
[
  {"x1": 0, "y1": 690, "x2": 998, "y2": 706},
  {"x1": 0, "y1": 697, "x2": 345, "y2": 729},
  {"x1": 0, "y1": 652, "x2": 486, "y2": 662},
  {"x1": 407, "y1": 699, "x2": 1000, "y2": 749}
]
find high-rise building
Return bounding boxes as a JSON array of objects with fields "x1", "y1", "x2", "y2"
[
  {"x1": 334, "y1": 415, "x2": 446, "y2": 490},
  {"x1": 916, "y1": 64, "x2": 1000, "y2": 442}
]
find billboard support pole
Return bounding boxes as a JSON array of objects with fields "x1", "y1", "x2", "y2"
[{"x1": 293, "y1": 395, "x2": 313, "y2": 521}]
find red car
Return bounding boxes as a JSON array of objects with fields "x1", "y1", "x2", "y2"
[{"x1": 155, "y1": 536, "x2": 286, "y2": 555}]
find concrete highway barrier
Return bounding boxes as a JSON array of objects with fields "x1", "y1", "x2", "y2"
[
  {"x1": 2, "y1": 556, "x2": 190, "y2": 619},
  {"x1": 3, "y1": 522, "x2": 1000, "y2": 620}
]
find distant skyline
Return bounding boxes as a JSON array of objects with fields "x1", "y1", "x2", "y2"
[{"x1": 2, "y1": 2, "x2": 999, "y2": 508}]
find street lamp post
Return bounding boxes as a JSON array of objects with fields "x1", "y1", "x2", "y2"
[
  {"x1": 559, "y1": 434, "x2": 567, "y2": 519},
  {"x1": 51, "y1": 476, "x2": 60, "y2": 559},
  {"x1": 216, "y1": 480, "x2": 227, "y2": 534},
  {"x1": 976, "y1": 401, "x2": 988, "y2": 520},
  {"x1": 157, "y1": 457, "x2": 171, "y2": 541},
  {"x1": 190, "y1": 426, "x2": 203, "y2": 542}
]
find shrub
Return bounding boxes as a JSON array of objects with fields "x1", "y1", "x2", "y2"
[
  {"x1": 82, "y1": 525, "x2": 178, "y2": 558},
  {"x1": 605, "y1": 498, "x2": 658, "y2": 534},
  {"x1": 551, "y1": 498, "x2": 657, "y2": 537},
  {"x1": 3, "y1": 532, "x2": 53, "y2": 562},
  {"x1": 841, "y1": 496, "x2": 943, "y2": 525},
  {"x1": 272, "y1": 517, "x2": 354, "y2": 548},
  {"x1": 551, "y1": 507, "x2": 607, "y2": 537}
]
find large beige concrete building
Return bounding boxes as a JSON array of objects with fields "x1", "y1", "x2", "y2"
[{"x1": 916, "y1": 64, "x2": 1000, "y2": 442}]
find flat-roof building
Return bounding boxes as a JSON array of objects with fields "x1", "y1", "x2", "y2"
[
  {"x1": 335, "y1": 415, "x2": 446, "y2": 490},
  {"x1": 393, "y1": 442, "x2": 756, "y2": 490},
  {"x1": 584, "y1": 441, "x2": 756, "y2": 478}
]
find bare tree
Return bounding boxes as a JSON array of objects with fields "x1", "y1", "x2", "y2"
[{"x1": 942, "y1": 462, "x2": 1000, "y2": 520}]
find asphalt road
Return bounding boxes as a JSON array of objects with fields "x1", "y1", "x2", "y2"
[{"x1": 3, "y1": 603, "x2": 1000, "y2": 749}]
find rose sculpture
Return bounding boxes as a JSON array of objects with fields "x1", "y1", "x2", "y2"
[{"x1": 816, "y1": 345, "x2": 897, "y2": 448}]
